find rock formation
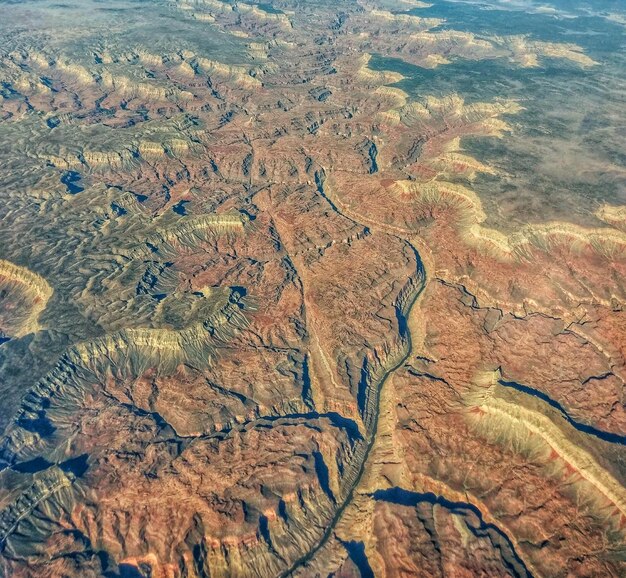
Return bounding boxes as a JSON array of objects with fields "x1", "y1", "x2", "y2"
[{"x1": 0, "y1": 0, "x2": 624, "y2": 576}]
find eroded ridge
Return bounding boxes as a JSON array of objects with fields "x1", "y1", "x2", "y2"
[
  {"x1": 0, "y1": 260, "x2": 53, "y2": 339},
  {"x1": 465, "y1": 372, "x2": 626, "y2": 523}
]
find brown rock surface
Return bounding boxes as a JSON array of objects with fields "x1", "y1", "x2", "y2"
[{"x1": 0, "y1": 0, "x2": 625, "y2": 577}]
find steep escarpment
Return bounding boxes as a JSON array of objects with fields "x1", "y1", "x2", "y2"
[{"x1": 0, "y1": 261, "x2": 52, "y2": 339}]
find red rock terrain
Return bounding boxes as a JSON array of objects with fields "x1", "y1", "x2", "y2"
[{"x1": 0, "y1": 0, "x2": 625, "y2": 577}]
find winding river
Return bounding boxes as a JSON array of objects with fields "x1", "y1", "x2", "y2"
[{"x1": 279, "y1": 244, "x2": 427, "y2": 577}]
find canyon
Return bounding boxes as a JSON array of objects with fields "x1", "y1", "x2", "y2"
[{"x1": 0, "y1": 0, "x2": 625, "y2": 576}]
